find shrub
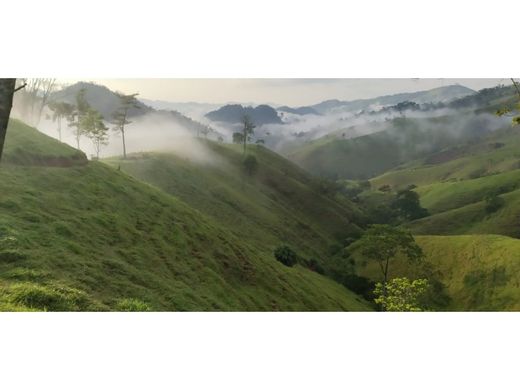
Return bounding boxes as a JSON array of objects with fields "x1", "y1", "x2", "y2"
[
  {"x1": 306, "y1": 258, "x2": 325, "y2": 275},
  {"x1": 9, "y1": 283, "x2": 90, "y2": 311},
  {"x1": 116, "y1": 298, "x2": 151, "y2": 312},
  {"x1": 273, "y1": 245, "x2": 298, "y2": 267}
]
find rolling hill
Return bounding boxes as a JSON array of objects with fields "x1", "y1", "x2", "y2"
[
  {"x1": 0, "y1": 119, "x2": 371, "y2": 311},
  {"x1": 104, "y1": 141, "x2": 366, "y2": 273},
  {"x1": 308, "y1": 85, "x2": 475, "y2": 114}
]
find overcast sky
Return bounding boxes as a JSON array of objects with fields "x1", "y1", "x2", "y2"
[{"x1": 58, "y1": 78, "x2": 505, "y2": 106}]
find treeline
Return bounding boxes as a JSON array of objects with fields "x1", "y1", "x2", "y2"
[{"x1": 49, "y1": 87, "x2": 140, "y2": 159}]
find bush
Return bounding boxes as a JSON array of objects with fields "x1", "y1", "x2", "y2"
[
  {"x1": 115, "y1": 298, "x2": 151, "y2": 312},
  {"x1": 306, "y1": 258, "x2": 325, "y2": 275},
  {"x1": 484, "y1": 194, "x2": 505, "y2": 213},
  {"x1": 274, "y1": 245, "x2": 298, "y2": 267},
  {"x1": 9, "y1": 283, "x2": 90, "y2": 311}
]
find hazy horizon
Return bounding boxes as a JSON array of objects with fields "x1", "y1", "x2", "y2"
[{"x1": 56, "y1": 78, "x2": 505, "y2": 107}]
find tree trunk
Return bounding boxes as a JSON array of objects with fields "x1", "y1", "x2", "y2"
[
  {"x1": 122, "y1": 127, "x2": 127, "y2": 159},
  {"x1": 0, "y1": 79, "x2": 16, "y2": 163},
  {"x1": 382, "y1": 257, "x2": 390, "y2": 297},
  {"x1": 57, "y1": 115, "x2": 62, "y2": 142}
]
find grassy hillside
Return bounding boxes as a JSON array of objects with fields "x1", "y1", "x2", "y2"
[
  {"x1": 352, "y1": 234, "x2": 520, "y2": 311},
  {"x1": 288, "y1": 115, "x2": 491, "y2": 180},
  {"x1": 371, "y1": 126, "x2": 520, "y2": 190},
  {"x1": 105, "y1": 141, "x2": 365, "y2": 270},
  {"x1": 0, "y1": 120, "x2": 370, "y2": 311}
]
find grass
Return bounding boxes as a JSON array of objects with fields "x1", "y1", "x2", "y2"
[
  {"x1": 105, "y1": 141, "x2": 365, "y2": 268},
  {"x1": 0, "y1": 119, "x2": 370, "y2": 311}
]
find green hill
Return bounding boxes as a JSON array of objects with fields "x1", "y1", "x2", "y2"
[
  {"x1": 352, "y1": 234, "x2": 520, "y2": 311},
  {"x1": 288, "y1": 115, "x2": 495, "y2": 180},
  {"x1": 0, "y1": 119, "x2": 370, "y2": 311},
  {"x1": 105, "y1": 141, "x2": 365, "y2": 274}
]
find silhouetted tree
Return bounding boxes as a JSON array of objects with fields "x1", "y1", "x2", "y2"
[{"x1": 241, "y1": 115, "x2": 255, "y2": 154}]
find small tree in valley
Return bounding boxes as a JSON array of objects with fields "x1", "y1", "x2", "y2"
[{"x1": 356, "y1": 224, "x2": 424, "y2": 296}]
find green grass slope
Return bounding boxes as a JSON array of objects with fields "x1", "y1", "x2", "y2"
[
  {"x1": 105, "y1": 142, "x2": 364, "y2": 268},
  {"x1": 353, "y1": 234, "x2": 520, "y2": 311},
  {"x1": 0, "y1": 120, "x2": 370, "y2": 311},
  {"x1": 371, "y1": 126, "x2": 520, "y2": 190},
  {"x1": 288, "y1": 115, "x2": 485, "y2": 180}
]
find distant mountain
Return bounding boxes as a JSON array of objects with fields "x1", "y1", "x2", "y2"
[
  {"x1": 205, "y1": 104, "x2": 283, "y2": 125},
  {"x1": 50, "y1": 82, "x2": 218, "y2": 138},
  {"x1": 308, "y1": 85, "x2": 476, "y2": 114},
  {"x1": 140, "y1": 99, "x2": 220, "y2": 119},
  {"x1": 277, "y1": 106, "x2": 321, "y2": 116},
  {"x1": 50, "y1": 82, "x2": 152, "y2": 119}
]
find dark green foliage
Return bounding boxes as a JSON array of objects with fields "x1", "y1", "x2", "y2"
[
  {"x1": 378, "y1": 184, "x2": 392, "y2": 192},
  {"x1": 392, "y1": 189, "x2": 429, "y2": 220},
  {"x1": 306, "y1": 258, "x2": 325, "y2": 275},
  {"x1": 0, "y1": 249, "x2": 27, "y2": 263},
  {"x1": 205, "y1": 104, "x2": 282, "y2": 125},
  {"x1": 232, "y1": 132, "x2": 244, "y2": 144},
  {"x1": 357, "y1": 224, "x2": 424, "y2": 286},
  {"x1": 274, "y1": 245, "x2": 298, "y2": 267},
  {"x1": 242, "y1": 155, "x2": 258, "y2": 176},
  {"x1": 484, "y1": 194, "x2": 505, "y2": 213}
]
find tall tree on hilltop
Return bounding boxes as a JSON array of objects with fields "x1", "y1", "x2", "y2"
[
  {"x1": 241, "y1": 115, "x2": 256, "y2": 154},
  {"x1": 112, "y1": 92, "x2": 140, "y2": 159}
]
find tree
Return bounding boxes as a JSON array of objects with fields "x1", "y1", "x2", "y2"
[
  {"x1": 68, "y1": 87, "x2": 91, "y2": 150},
  {"x1": 232, "y1": 132, "x2": 244, "y2": 144},
  {"x1": 242, "y1": 155, "x2": 258, "y2": 176},
  {"x1": 357, "y1": 224, "x2": 424, "y2": 296},
  {"x1": 392, "y1": 189, "x2": 429, "y2": 220},
  {"x1": 496, "y1": 78, "x2": 520, "y2": 125},
  {"x1": 82, "y1": 108, "x2": 109, "y2": 159},
  {"x1": 112, "y1": 92, "x2": 140, "y2": 159},
  {"x1": 18, "y1": 78, "x2": 56, "y2": 126},
  {"x1": 0, "y1": 79, "x2": 17, "y2": 162},
  {"x1": 48, "y1": 101, "x2": 75, "y2": 142},
  {"x1": 374, "y1": 277, "x2": 429, "y2": 311},
  {"x1": 241, "y1": 115, "x2": 256, "y2": 154}
]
